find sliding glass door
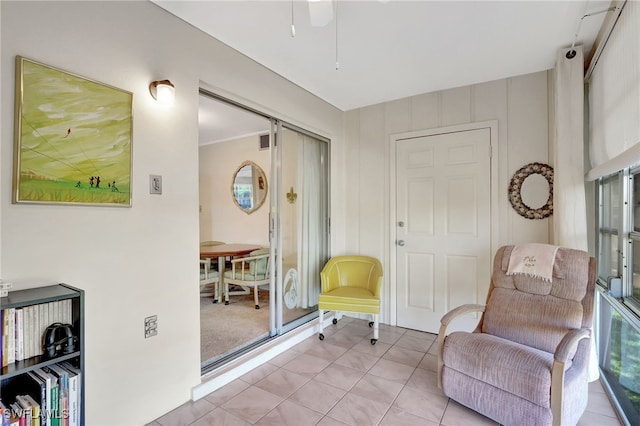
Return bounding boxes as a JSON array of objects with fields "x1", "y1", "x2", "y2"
[
  {"x1": 198, "y1": 89, "x2": 329, "y2": 372},
  {"x1": 271, "y1": 124, "x2": 330, "y2": 334}
]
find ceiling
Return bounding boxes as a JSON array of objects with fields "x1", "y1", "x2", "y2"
[
  {"x1": 152, "y1": 0, "x2": 613, "y2": 144},
  {"x1": 198, "y1": 95, "x2": 271, "y2": 145}
]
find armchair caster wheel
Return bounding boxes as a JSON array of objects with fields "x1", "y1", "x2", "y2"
[
  {"x1": 370, "y1": 339, "x2": 377, "y2": 345},
  {"x1": 319, "y1": 333, "x2": 325, "y2": 340},
  {"x1": 213, "y1": 299, "x2": 218, "y2": 304},
  {"x1": 255, "y1": 305, "x2": 260, "y2": 309},
  {"x1": 368, "y1": 321, "x2": 373, "y2": 327},
  {"x1": 224, "y1": 301, "x2": 229, "y2": 305},
  {"x1": 332, "y1": 318, "x2": 338, "y2": 325}
]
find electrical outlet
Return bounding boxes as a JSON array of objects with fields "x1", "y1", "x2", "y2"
[
  {"x1": 144, "y1": 315, "x2": 158, "y2": 338},
  {"x1": 150, "y1": 175, "x2": 162, "y2": 194}
]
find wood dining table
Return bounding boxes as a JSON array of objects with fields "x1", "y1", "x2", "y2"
[{"x1": 200, "y1": 243, "x2": 264, "y2": 303}]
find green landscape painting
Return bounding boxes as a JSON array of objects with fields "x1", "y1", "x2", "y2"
[{"x1": 13, "y1": 56, "x2": 132, "y2": 206}]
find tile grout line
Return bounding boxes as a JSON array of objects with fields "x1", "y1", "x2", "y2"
[
  {"x1": 307, "y1": 325, "x2": 403, "y2": 426},
  {"x1": 159, "y1": 319, "x2": 618, "y2": 426}
]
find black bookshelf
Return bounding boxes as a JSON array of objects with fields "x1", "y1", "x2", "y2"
[{"x1": 0, "y1": 283, "x2": 84, "y2": 425}]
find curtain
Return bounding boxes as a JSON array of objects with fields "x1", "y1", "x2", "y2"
[
  {"x1": 553, "y1": 46, "x2": 589, "y2": 251},
  {"x1": 298, "y1": 136, "x2": 322, "y2": 308},
  {"x1": 553, "y1": 45, "x2": 598, "y2": 381},
  {"x1": 588, "y1": 1, "x2": 640, "y2": 174},
  {"x1": 587, "y1": 1, "x2": 640, "y2": 179}
]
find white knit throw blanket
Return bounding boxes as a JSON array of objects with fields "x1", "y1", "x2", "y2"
[{"x1": 506, "y1": 243, "x2": 560, "y2": 282}]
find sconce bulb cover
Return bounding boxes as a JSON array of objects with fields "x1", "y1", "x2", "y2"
[{"x1": 149, "y1": 79, "x2": 175, "y2": 105}]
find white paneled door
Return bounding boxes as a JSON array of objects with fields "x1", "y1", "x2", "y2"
[{"x1": 396, "y1": 128, "x2": 491, "y2": 333}]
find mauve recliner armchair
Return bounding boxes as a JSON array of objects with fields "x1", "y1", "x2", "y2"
[{"x1": 437, "y1": 244, "x2": 596, "y2": 426}]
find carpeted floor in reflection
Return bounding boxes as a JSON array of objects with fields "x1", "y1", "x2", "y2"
[{"x1": 200, "y1": 288, "x2": 317, "y2": 365}]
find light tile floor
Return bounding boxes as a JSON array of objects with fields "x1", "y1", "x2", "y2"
[{"x1": 149, "y1": 318, "x2": 622, "y2": 426}]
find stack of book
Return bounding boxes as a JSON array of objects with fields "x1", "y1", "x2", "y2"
[
  {"x1": 0, "y1": 361, "x2": 82, "y2": 426},
  {"x1": 1, "y1": 300, "x2": 73, "y2": 367}
]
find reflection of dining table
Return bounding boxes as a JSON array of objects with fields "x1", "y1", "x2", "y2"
[{"x1": 200, "y1": 243, "x2": 263, "y2": 303}]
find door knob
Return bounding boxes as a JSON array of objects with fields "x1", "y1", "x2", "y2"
[{"x1": 397, "y1": 240, "x2": 405, "y2": 246}]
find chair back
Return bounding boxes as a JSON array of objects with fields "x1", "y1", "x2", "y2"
[
  {"x1": 320, "y1": 256, "x2": 383, "y2": 296},
  {"x1": 249, "y1": 248, "x2": 270, "y2": 276},
  {"x1": 481, "y1": 245, "x2": 596, "y2": 354},
  {"x1": 199, "y1": 258, "x2": 218, "y2": 284}
]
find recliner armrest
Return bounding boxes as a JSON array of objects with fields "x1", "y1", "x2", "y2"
[
  {"x1": 554, "y1": 328, "x2": 590, "y2": 364},
  {"x1": 550, "y1": 327, "x2": 591, "y2": 426},
  {"x1": 440, "y1": 304, "x2": 486, "y2": 327},
  {"x1": 437, "y1": 304, "x2": 485, "y2": 389}
]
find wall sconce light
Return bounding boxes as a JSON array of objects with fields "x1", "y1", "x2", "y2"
[
  {"x1": 286, "y1": 187, "x2": 298, "y2": 204},
  {"x1": 149, "y1": 79, "x2": 175, "y2": 105}
]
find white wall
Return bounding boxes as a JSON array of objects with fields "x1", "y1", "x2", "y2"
[
  {"x1": 0, "y1": 2, "x2": 343, "y2": 424},
  {"x1": 344, "y1": 71, "x2": 552, "y2": 323},
  {"x1": 199, "y1": 137, "x2": 270, "y2": 246}
]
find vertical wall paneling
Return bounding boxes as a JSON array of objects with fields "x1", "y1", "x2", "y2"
[
  {"x1": 357, "y1": 104, "x2": 386, "y2": 258},
  {"x1": 343, "y1": 110, "x2": 360, "y2": 254},
  {"x1": 383, "y1": 99, "x2": 411, "y2": 316},
  {"x1": 506, "y1": 72, "x2": 550, "y2": 244},
  {"x1": 345, "y1": 71, "x2": 550, "y2": 325},
  {"x1": 473, "y1": 79, "x2": 509, "y2": 246},
  {"x1": 385, "y1": 99, "x2": 412, "y2": 134},
  {"x1": 410, "y1": 92, "x2": 440, "y2": 131},
  {"x1": 441, "y1": 86, "x2": 472, "y2": 127}
]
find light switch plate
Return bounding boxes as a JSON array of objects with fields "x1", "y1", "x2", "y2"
[
  {"x1": 144, "y1": 315, "x2": 158, "y2": 338},
  {"x1": 150, "y1": 175, "x2": 162, "y2": 194}
]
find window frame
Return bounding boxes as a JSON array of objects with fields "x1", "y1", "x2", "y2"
[
  {"x1": 597, "y1": 168, "x2": 640, "y2": 318},
  {"x1": 597, "y1": 172, "x2": 623, "y2": 287},
  {"x1": 626, "y1": 167, "x2": 640, "y2": 315},
  {"x1": 596, "y1": 168, "x2": 640, "y2": 425}
]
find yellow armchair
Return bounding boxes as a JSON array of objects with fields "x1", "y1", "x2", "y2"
[{"x1": 318, "y1": 255, "x2": 383, "y2": 345}]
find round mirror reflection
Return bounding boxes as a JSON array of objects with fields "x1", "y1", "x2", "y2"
[
  {"x1": 520, "y1": 173, "x2": 550, "y2": 209},
  {"x1": 231, "y1": 161, "x2": 268, "y2": 214}
]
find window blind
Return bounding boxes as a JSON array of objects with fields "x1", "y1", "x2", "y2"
[{"x1": 588, "y1": 1, "x2": 640, "y2": 179}]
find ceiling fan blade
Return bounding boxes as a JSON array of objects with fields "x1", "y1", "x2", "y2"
[{"x1": 308, "y1": 0, "x2": 333, "y2": 27}]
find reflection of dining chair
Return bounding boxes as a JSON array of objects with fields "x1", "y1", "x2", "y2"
[
  {"x1": 199, "y1": 258, "x2": 220, "y2": 298},
  {"x1": 318, "y1": 256, "x2": 383, "y2": 345},
  {"x1": 437, "y1": 244, "x2": 596, "y2": 426},
  {"x1": 223, "y1": 248, "x2": 270, "y2": 309}
]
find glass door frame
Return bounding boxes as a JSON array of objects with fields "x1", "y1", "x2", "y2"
[
  {"x1": 198, "y1": 88, "x2": 330, "y2": 368},
  {"x1": 271, "y1": 120, "x2": 331, "y2": 335}
]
